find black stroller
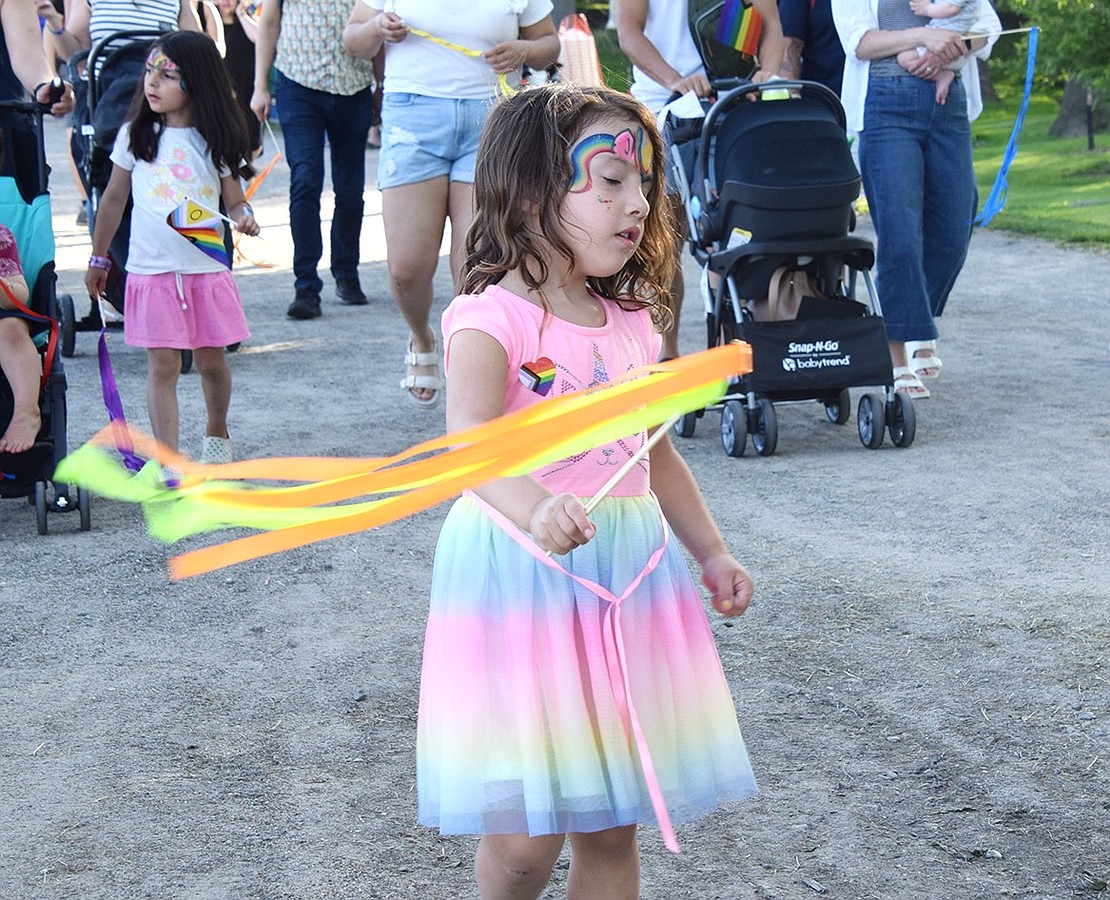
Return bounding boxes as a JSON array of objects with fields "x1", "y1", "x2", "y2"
[
  {"x1": 0, "y1": 94, "x2": 91, "y2": 532},
  {"x1": 666, "y1": 78, "x2": 914, "y2": 455}
]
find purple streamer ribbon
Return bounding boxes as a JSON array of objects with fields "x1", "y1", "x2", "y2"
[{"x1": 98, "y1": 329, "x2": 146, "y2": 472}]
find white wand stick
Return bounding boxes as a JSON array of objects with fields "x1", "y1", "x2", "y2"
[{"x1": 544, "y1": 414, "x2": 681, "y2": 557}]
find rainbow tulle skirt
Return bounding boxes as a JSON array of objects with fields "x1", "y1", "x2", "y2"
[{"x1": 417, "y1": 493, "x2": 758, "y2": 838}]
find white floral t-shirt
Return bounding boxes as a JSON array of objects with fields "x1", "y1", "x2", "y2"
[{"x1": 110, "y1": 124, "x2": 231, "y2": 275}]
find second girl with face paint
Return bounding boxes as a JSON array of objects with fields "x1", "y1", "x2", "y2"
[
  {"x1": 86, "y1": 31, "x2": 260, "y2": 477},
  {"x1": 417, "y1": 83, "x2": 759, "y2": 899}
]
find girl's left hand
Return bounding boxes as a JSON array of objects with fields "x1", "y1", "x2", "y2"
[
  {"x1": 701, "y1": 552, "x2": 754, "y2": 618},
  {"x1": 236, "y1": 211, "x2": 259, "y2": 237},
  {"x1": 484, "y1": 39, "x2": 527, "y2": 75}
]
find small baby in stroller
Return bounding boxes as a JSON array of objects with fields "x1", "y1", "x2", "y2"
[
  {"x1": 0, "y1": 95, "x2": 90, "y2": 531},
  {"x1": 664, "y1": 75, "x2": 915, "y2": 455}
]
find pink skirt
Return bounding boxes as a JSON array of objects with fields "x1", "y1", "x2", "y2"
[{"x1": 124, "y1": 271, "x2": 250, "y2": 350}]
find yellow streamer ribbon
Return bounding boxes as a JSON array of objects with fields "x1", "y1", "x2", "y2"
[
  {"x1": 55, "y1": 344, "x2": 752, "y2": 579},
  {"x1": 407, "y1": 26, "x2": 516, "y2": 96}
]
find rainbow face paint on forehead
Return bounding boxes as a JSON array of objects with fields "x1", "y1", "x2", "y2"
[
  {"x1": 567, "y1": 127, "x2": 654, "y2": 193},
  {"x1": 146, "y1": 47, "x2": 179, "y2": 74}
]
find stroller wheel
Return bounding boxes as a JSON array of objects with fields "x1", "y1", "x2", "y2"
[
  {"x1": 78, "y1": 484, "x2": 92, "y2": 531},
  {"x1": 674, "y1": 411, "x2": 698, "y2": 439},
  {"x1": 59, "y1": 294, "x2": 76, "y2": 358},
  {"x1": 823, "y1": 388, "x2": 851, "y2": 425},
  {"x1": 34, "y1": 481, "x2": 49, "y2": 535},
  {"x1": 720, "y1": 400, "x2": 747, "y2": 457},
  {"x1": 750, "y1": 398, "x2": 778, "y2": 457},
  {"x1": 857, "y1": 393, "x2": 886, "y2": 449},
  {"x1": 888, "y1": 392, "x2": 916, "y2": 448}
]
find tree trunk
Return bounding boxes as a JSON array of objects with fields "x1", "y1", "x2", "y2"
[
  {"x1": 977, "y1": 58, "x2": 999, "y2": 104},
  {"x1": 1050, "y1": 78, "x2": 1108, "y2": 137}
]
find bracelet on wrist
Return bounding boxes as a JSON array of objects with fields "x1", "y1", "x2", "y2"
[
  {"x1": 47, "y1": 23, "x2": 66, "y2": 35},
  {"x1": 239, "y1": 203, "x2": 254, "y2": 217},
  {"x1": 88, "y1": 255, "x2": 112, "y2": 271}
]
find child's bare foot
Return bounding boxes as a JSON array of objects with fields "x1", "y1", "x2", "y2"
[
  {"x1": 0, "y1": 407, "x2": 41, "y2": 454},
  {"x1": 934, "y1": 69, "x2": 955, "y2": 105}
]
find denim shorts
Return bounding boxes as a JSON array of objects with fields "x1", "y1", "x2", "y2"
[{"x1": 377, "y1": 93, "x2": 492, "y2": 190}]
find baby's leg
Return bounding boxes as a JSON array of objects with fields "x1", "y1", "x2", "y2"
[
  {"x1": 0, "y1": 318, "x2": 42, "y2": 453},
  {"x1": 146, "y1": 348, "x2": 182, "y2": 452},
  {"x1": 475, "y1": 833, "x2": 564, "y2": 899},
  {"x1": 191, "y1": 346, "x2": 232, "y2": 440},
  {"x1": 896, "y1": 48, "x2": 922, "y2": 71},
  {"x1": 935, "y1": 68, "x2": 956, "y2": 105},
  {"x1": 567, "y1": 826, "x2": 640, "y2": 899}
]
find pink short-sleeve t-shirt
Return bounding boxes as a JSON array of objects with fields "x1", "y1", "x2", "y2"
[{"x1": 443, "y1": 284, "x2": 663, "y2": 498}]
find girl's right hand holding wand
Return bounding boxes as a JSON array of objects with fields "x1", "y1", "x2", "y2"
[{"x1": 529, "y1": 492, "x2": 596, "y2": 556}]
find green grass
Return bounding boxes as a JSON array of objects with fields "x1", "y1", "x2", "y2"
[{"x1": 972, "y1": 96, "x2": 1110, "y2": 248}]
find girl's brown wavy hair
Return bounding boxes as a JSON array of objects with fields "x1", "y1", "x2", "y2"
[{"x1": 461, "y1": 84, "x2": 677, "y2": 333}]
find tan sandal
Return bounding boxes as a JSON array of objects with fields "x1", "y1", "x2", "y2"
[{"x1": 400, "y1": 338, "x2": 442, "y2": 408}]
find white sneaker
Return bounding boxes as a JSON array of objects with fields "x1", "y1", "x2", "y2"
[{"x1": 200, "y1": 435, "x2": 233, "y2": 465}]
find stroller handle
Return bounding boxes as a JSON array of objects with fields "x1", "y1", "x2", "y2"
[
  {"x1": 695, "y1": 79, "x2": 848, "y2": 203},
  {"x1": 86, "y1": 29, "x2": 168, "y2": 114},
  {"x1": 0, "y1": 97, "x2": 53, "y2": 192}
]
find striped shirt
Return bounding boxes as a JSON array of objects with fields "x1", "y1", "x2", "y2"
[{"x1": 88, "y1": 0, "x2": 181, "y2": 46}]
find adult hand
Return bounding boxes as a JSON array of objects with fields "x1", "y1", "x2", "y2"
[
  {"x1": 249, "y1": 86, "x2": 270, "y2": 123},
  {"x1": 484, "y1": 39, "x2": 527, "y2": 75},
  {"x1": 378, "y1": 12, "x2": 408, "y2": 44},
  {"x1": 668, "y1": 72, "x2": 713, "y2": 99},
  {"x1": 701, "y1": 552, "x2": 754, "y2": 618},
  {"x1": 35, "y1": 0, "x2": 63, "y2": 34},
  {"x1": 918, "y1": 27, "x2": 967, "y2": 64},
  {"x1": 529, "y1": 493, "x2": 596, "y2": 556},
  {"x1": 33, "y1": 80, "x2": 75, "y2": 117},
  {"x1": 904, "y1": 50, "x2": 943, "y2": 80}
]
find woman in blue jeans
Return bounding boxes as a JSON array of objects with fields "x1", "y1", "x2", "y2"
[{"x1": 832, "y1": 0, "x2": 999, "y2": 399}]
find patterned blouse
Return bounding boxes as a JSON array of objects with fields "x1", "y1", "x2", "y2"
[{"x1": 275, "y1": 0, "x2": 375, "y2": 96}]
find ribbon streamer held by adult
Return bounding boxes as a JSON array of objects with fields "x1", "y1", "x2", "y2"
[{"x1": 55, "y1": 343, "x2": 752, "y2": 579}]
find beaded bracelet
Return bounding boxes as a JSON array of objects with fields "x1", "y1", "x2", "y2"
[{"x1": 88, "y1": 255, "x2": 112, "y2": 271}]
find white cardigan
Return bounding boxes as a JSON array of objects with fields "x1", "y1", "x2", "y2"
[{"x1": 831, "y1": 0, "x2": 1002, "y2": 131}]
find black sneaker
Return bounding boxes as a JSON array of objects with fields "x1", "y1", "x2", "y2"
[
  {"x1": 287, "y1": 290, "x2": 322, "y2": 320},
  {"x1": 335, "y1": 277, "x2": 368, "y2": 306}
]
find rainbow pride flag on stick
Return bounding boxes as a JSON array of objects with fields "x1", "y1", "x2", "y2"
[
  {"x1": 166, "y1": 197, "x2": 230, "y2": 268},
  {"x1": 715, "y1": 0, "x2": 762, "y2": 57}
]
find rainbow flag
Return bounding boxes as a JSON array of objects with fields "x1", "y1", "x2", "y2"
[
  {"x1": 715, "y1": 0, "x2": 762, "y2": 57},
  {"x1": 166, "y1": 198, "x2": 230, "y2": 268}
]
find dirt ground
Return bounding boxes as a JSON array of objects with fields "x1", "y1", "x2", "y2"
[{"x1": 0, "y1": 115, "x2": 1107, "y2": 900}]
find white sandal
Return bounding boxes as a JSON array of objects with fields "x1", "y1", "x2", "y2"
[
  {"x1": 400, "y1": 338, "x2": 442, "y2": 409},
  {"x1": 905, "y1": 340, "x2": 942, "y2": 380},
  {"x1": 893, "y1": 366, "x2": 930, "y2": 399}
]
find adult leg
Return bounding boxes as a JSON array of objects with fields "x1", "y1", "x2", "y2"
[
  {"x1": 861, "y1": 79, "x2": 937, "y2": 396},
  {"x1": 0, "y1": 318, "x2": 42, "y2": 453},
  {"x1": 566, "y1": 826, "x2": 640, "y2": 900},
  {"x1": 446, "y1": 180, "x2": 474, "y2": 288},
  {"x1": 275, "y1": 74, "x2": 327, "y2": 297},
  {"x1": 922, "y1": 78, "x2": 977, "y2": 322},
  {"x1": 660, "y1": 194, "x2": 688, "y2": 359},
  {"x1": 327, "y1": 84, "x2": 374, "y2": 286},
  {"x1": 191, "y1": 346, "x2": 232, "y2": 439},
  {"x1": 475, "y1": 833, "x2": 565, "y2": 900},
  {"x1": 382, "y1": 178, "x2": 449, "y2": 404},
  {"x1": 146, "y1": 348, "x2": 182, "y2": 453}
]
